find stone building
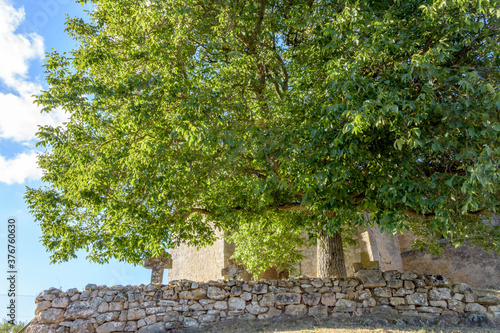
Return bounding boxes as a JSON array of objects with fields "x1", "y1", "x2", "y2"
[{"x1": 167, "y1": 220, "x2": 500, "y2": 289}]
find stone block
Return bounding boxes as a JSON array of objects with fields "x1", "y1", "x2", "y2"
[
  {"x1": 321, "y1": 293, "x2": 336, "y2": 307},
  {"x1": 373, "y1": 287, "x2": 391, "y2": 298},
  {"x1": 179, "y1": 289, "x2": 207, "y2": 300},
  {"x1": 285, "y1": 304, "x2": 307, "y2": 317},
  {"x1": 96, "y1": 322, "x2": 126, "y2": 333},
  {"x1": 253, "y1": 284, "x2": 268, "y2": 294},
  {"x1": 406, "y1": 293, "x2": 428, "y2": 306},
  {"x1": 36, "y1": 301, "x2": 52, "y2": 315},
  {"x1": 429, "y1": 288, "x2": 452, "y2": 301},
  {"x1": 207, "y1": 287, "x2": 228, "y2": 300},
  {"x1": 275, "y1": 293, "x2": 301, "y2": 305},
  {"x1": 39, "y1": 308, "x2": 65, "y2": 324},
  {"x1": 389, "y1": 297, "x2": 405, "y2": 306},
  {"x1": 387, "y1": 280, "x2": 403, "y2": 289},
  {"x1": 259, "y1": 293, "x2": 275, "y2": 307},
  {"x1": 334, "y1": 299, "x2": 356, "y2": 312},
  {"x1": 137, "y1": 322, "x2": 166, "y2": 333},
  {"x1": 228, "y1": 297, "x2": 246, "y2": 311},
  {"x1": 308, "y1": 305, "x2": 327, "y2": 318},
  {"x1": 52, "y1": 298, "x2": 70, "y2": 309},
  {"x1": 429, "y1": 300, "x2": 447, "y2": 308},
  {"x1": 477, "y1": 296, "x2": 500, "y2": 305},
  {"x1": 424, "y1": 274, "x2": 450, "y2": 287},
  {"x1": 214, "y1": 301, "x2": 228, "y2": 310},
  {"x1": 246, "y1": 301, "x2": 268, "y2": 315},
  {"x1": 465, "y1": 303, "x2": 487, "y2": 313},
  {"x1": 64, "y1": 301, "x2": 94, "y2": 320},
  {"x1": 355, "y1": 269, "x2": 386, "y2": 288},
  {"x1": 302, "y1": 293, "x2": 321, "y2": 306},
  {"x1": 183, "y1": 317, "x2": 199, "y2": 328},
  {"x1": 448, "y1": 299, "x2": 465, "y2": 313},
  {"x1": 258, "y1": 307, "x2": 282, "y2": 319},
  {"x1": 128, "y1": 308, "x2": 146, "y2": 320},
  {"x1": 401, "y1": 272, "x2": 418, "y2": 280}
]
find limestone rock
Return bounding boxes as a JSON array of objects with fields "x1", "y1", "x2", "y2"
[
  {"x1": 52, "y1": 298, "x2": 70, "y2": 309},
  {"x1": 465, "y1": 303, "x2": 487, "y2": 313},
  {"x1": 259, "y1": 293, "x2": 275, "y2": 307},
  {"x1": 36, "y1": 301, "x2": 52, "y2": 315},
  {"x1": 334, "y1": 299, "x2": 356, "y2": 312},
  {"x1": 302, "y1": 293, "x2": 321, "y2": 306},
  {"x1": 137, "y1": 322, "x2": 166, "y2": 333},
  {"x1": 64, "y1": 301, "x2": 94, "y2": 320},
  {"x1": 96, "y1": 322, "x2": 126, "y2": 333},
  {"x1": 207, "y1": 287, "x2": 228, "y2": 300},
  {"x1": 406, "y1": 293, "x2": 428, "y2": 306},
  {"x1": 228, "y1": 297, "x2": 246, "y2": 311},
  {"x1": 285, "y1": 304, "x2": 307, "y2": 317},
  {"x1": 308, "y1": 305, "x2": 327, "y2": 318},
  {"x1": 179, "y1": 288, "x2": 207, "y2": 300},
  {"x1": 477, "y1": 296, "x2": 500, "y2": 305},
  {"x1": 401, "y1": 272, "x2": 418, "y2": 280},
  {"x1": 214, "y1": 301, "x2": 228, "y2": 310},
  {"x1": 39, "y1": 308, "x2": 65, "y2": 324},
  {"x1": 253, "y1": 284, "x2": 268, "y2": 294},
  {"x1": 429, "y1": 288, "x2": 451, "y2": 301},
  {"x1": 448, "y1": 299, "x2": 465, "y2": 313},
  {"x1": 373, "y1": 287, "x2": 392, "y2": 298},
  {"x1": 128, "y1": 308, "x2": 146, "y2": 320},
  {"x1": 355, "y1": 269, "x2": 386, "y2": 288},
  {"x1": 321, "y1": 293, "x2": 336, "y2": 307},
  {"x1": 69, "y1": 319, "x2": 94, "y2": 333},
  {"x1": 275, "y1": 293, "x2": 301, "y2": 305},
  {"x1": 245, "y1": 301, "x2": 268, "y2": 315}
]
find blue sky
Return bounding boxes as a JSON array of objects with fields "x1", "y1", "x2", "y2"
[{"x1": 0, "y1": 0, "x2": 152, "y2": 315}]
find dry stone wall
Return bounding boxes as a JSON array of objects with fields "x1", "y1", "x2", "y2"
[{"x1": 28, "y1": 270, "x2": 500, "y2": 333}]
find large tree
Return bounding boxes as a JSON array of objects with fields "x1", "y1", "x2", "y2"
[{"x1": 26, "y1": 0, "x2": 500, "y2": 277}]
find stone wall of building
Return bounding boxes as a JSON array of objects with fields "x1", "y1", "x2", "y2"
[
  {"x1": 398, "y1": 231, "x2": 500, "y2": 289},
  {"x1": 28, "y1": 270, "x2": 500, "y2": 333}
]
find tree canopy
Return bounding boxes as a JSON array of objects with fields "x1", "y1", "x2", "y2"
[{"x1": 26, "y1": 0, "x2": 500, "y2": 273}]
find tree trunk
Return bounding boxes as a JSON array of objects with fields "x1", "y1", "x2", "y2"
[{"x1": 317, "y1": 231, "x2": 347, "y2": 278}]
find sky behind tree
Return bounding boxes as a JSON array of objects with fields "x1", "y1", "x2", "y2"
[{"x1": 0, "y1": 0, "x2": 151, "y2": 320}]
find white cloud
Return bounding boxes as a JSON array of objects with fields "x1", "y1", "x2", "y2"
[
  {"x1": 0, "y1": 0, "x2": 68, "y2": 185},
  {"x1": 0, "y1": 0, "x2": 67, "y2": 143},
  {"x1": 0, "y1": 151, "x2": 42, "y2": 185}
]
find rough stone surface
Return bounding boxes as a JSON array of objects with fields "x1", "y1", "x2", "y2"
[
  {"x1": 355, "y1": 270, "x2": 386, "y2": 288},
  {"x1": 27, "y1": 271, "x2": 498, "y2": 333}
]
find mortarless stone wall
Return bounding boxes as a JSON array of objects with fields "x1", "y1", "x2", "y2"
[{"x1": 28, "y1": 270, "x2": 500, "y2": 333}]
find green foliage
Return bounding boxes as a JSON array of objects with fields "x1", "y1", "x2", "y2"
[
  {"x1": 0, "y1": 321, "x2": 26, "y2": 333},
  {"x1": 26, "y1": 0, "x2": 500, "y2": 272},
  {"x1": 227, "y1": 211, "x2": 314, "y2": 278}
]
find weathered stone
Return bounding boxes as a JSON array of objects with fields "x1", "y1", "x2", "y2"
[
  {"x1": 477, "y1": 296, "x2": 500, "y2": 305},
  {"x1": 465, "y1": 303, "x2": 487, "y2": 313},
  {"x1": 259, "y1": 293, "x2": 275, "y2": 307},
  {"x1": 387, "y1": 280, "x2": 403, "y2": 289},
  {"x1": 373, "y1": 287, "x2": 392, "y2": 298},
  {"x1": 302, "y1": 293, "x2": 321, "y2": 306},
  {"x1": 424, "y1": 274, "x2": 449, "y2": 287},
  {"x1": 246, "y1": 301, "x2": 268, "y2": 315},
  {"x1": 401, "y1": 272, "x2": 418, "y2": 280},
  {"x1": 228, "y1": 297, "x2": 246, "y2": 311},
  {"x1": 355, "y1": 269, "x2": 386, "y2": 288},
  {"x1": 179, "y1": 289, "x2": 207, "y2": 300},
  {"x1": 308, "y1": 305, "x2": 327, "y2": 318},
  {"x1": 448, "y1": 299, "x2": 465, "y2": 313},
  {"x1": 321, "y1": 293, "x2": 336, "y2": 307},
  {"x1": 358, "y1": 290, "x2": 372, "y2": 300},
  {"x1": 206, "y1": 287, "x2": 228, "y2": 300},
  {"x1": 258, "y1": 307, "x2": 282, "y2": 319},
  {"x1": 128, "y1": 308, "x2": 146, "y2": 320},
  {"x1": 465, "y1": 313, "x2": 494, "y2": 327},
  {"x1": 52, "y1": 298, "x2": 70, "y2": 309},
  {"x1": 69, "y1": 319, "x2": 93, "y2": 333},
  {"x1": 285, "y1": 304, "x2": 307, "y2": 317},
  {"x1": 465, "y1": 292, "x2": 477, "y2": 303},
  {"x1": 108, "y1": 302, "x2": 122, "y2": 311},
  {"x1": 417, "y1": 306, "x2": 443, "y2": 313},
  {"x1": 275, "y1": 293, "x2": 301, "y2": 305},
  {"x1": 137, "y1": 322, "x2": 166, "y2": 333},
  {"x1": 362, "y1": 298, "x2": 376, "y2": 307},
  {"x1": 389, "y1": 297, "x2": 405, "y2": 306},
  {"x1": 124, "y1": 321, "x2": 138, "y2": 332},
  {"x1": 214, "y1": 301, "x2": 228, "y2": 310},
  {"x1": 406, "y1": 293, "x2": 428, "y2": 306},
  {"x1": 96, "y1": 321, "x2": 126, "y2": 333},
  {"x1": 36, "y1": 301, "x2": 52, "y2": 315},
  {"x1": 64, "y1": 301, "x2": 94, "y2": 320},
  {"x1": 162, "y1": 311, "x2": 179, "y2": 322},
  {"x1": 429, "y1": 300, "x2": 447, "y2": 308},
  {"x1": 183, "y1": 317, "x2": 199, "y2": 328},
  {"x1": 334, "y1": 299, "x2": 356, "y2": 312},
  {"x1": 429, "y1": 288, "x2": 452, "y2": 301},
  {"x1": 199, "y1": 314, "x2": 216, "y2": 323},
  {"x1": 39, "y1": 308, "x2": 65, "y2": 323},
  {"x1": 230, "y1": 286, "x2": 243, "y2": 296},
  {"x1": 96, "y1": 312, "x2": 118, "y2": 324},
  {"x1": 97, "y1": 302, "x2": 109, "y2": 313},
  {"x1": 453, "y1": 283, "x2": 473, "y2": 294},
  {"x1": 404, "y1": 281, "x2": 415, "y2": 290},
  {"x1": 253, "y1": 284, "x2": 268, "y2": 294}
]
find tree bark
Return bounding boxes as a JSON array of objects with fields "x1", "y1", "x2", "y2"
[{"x1": 317, "y1": 231, "x2": 347, "y2": 278}]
